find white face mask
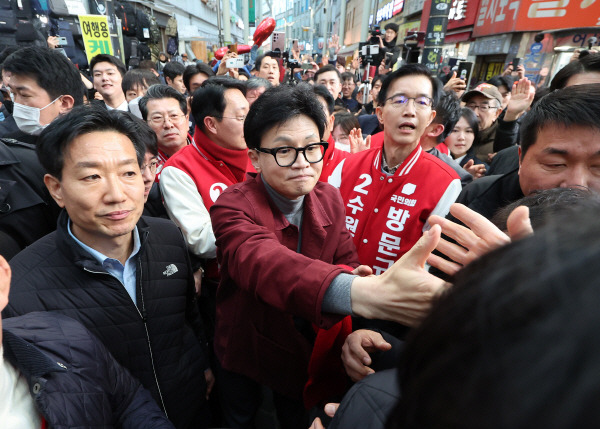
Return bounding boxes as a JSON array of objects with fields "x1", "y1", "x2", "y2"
[
  {"x1": 335, "y1": 140, "x2": 351, "y2": 152},
  {"x1": 13, "y1": 96, "x2": 62, "y2": 136}
]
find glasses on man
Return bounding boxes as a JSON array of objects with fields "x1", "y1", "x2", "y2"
[
  {"x1": 385, "y1": 94, "x2": 432, "y2": 109},
  {"x1": 148, "y1": 113, "x2": 186, "y2": 126},
  {"x1": 466, "y1": 102, "x2": 498, "y2": 112},
  {"x1": 216, "y1": 115, "x2": 247, "y2": 122},
  {"x1": 141, "y1": 160, "x2": 158, "y2": 174},
  {"x1": 255, "y1": 142, "x2": 329, "y2": 167}
]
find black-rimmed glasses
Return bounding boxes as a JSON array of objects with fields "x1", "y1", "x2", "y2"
[{"x1": 255, "y1": 142, "x2": 329, "y2": 167}]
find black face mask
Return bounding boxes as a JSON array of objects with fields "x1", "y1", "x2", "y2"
[{"x1": 0, "y1": 91, "x2": 12, "y2": 114}]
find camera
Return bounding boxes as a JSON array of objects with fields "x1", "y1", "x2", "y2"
[{"x1": 370, "y1": 25, "x2": 381, "y2": 38}]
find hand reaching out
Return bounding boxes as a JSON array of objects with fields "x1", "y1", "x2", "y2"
[
  {"x1": 504, "y1": 78, "x2": 535, "y2": 121},
  {"x1": 348, "y1": 128, "x2": 371, "y2": 154},
  {"x1": 341, "y1": 330, "x2": 392, "y2": 381},
  {"x1": 427, "y1": 203, "x2": 532, "y2": 276}
]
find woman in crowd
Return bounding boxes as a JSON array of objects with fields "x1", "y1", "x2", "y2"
[{"x1": 442, "y1": 107, "x2": 488, "y2": 178}]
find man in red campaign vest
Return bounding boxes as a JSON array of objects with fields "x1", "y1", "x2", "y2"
[
  {"x1": 311, "y1": 84, "x2": 351, "y2": 182},
  {"x1": 160, "y1": 77, "x2": 249, "y2": 264},
  {"x1": 329, "y1": 64, "x2": 461, "y2": 275}
]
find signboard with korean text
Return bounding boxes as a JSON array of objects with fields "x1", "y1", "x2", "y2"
[
  {"x1": 447, "y1": 0, "x2": 478, "y2": 30},
  {"x1": 421, "y1": 0, "x2": 451, "y2": 73},
  {"x1": 79, "y1": 15, "x2": 113, "y2": 65},
  {"x1": 473, "y1": 0, "x2": 600, "y2": 37}
]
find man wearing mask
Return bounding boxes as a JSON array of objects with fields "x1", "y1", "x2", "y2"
[{"x1": 0, "y1": 46, "x2": 84, "y2": 258}]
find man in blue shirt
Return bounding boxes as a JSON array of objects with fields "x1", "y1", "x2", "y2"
[{"x1": 4, "y1": 105, "x2": 213, "y2": 429}]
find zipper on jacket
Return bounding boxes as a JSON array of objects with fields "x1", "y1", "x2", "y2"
[
  {"x1": 83, "y1": 256, "x2": 169, "y2": 419},
  {"x1": 137, "y1": 259, "x2": 169, "y2": 419}
]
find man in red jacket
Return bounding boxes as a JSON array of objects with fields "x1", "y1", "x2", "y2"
[
  {"x1": 210, "y1": 84, "x2": 448, "y2": 429},
  {"x1": 159, "y1": 77, "x2": 249, "y2": 265},
  {"x1": 329, "y1": 64, "x2": 461, "y2": 274}
]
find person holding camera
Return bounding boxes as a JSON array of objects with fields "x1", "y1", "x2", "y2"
[{"x1": 374, "y1": 23, "x2": 401, "y2": 75}]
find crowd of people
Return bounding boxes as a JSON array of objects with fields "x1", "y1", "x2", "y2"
[{"x1": 0, "y1": 33, "x2": 600, "y2": 429}]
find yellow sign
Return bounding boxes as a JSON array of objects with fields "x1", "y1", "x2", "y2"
[{"x1": 79, "y1": 15, "x2": 113, "y2": 64}]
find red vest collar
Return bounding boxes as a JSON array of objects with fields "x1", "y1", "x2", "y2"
[{"x1": 192, "y1": 127, "x2": 248, "y2": 183}]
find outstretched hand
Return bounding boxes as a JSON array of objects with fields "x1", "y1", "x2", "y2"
[
  {"x1": 351, "y1": 225, "x2": 449, "y2": 326},
  {"x1": 463, "y1": 159, "x2": 486, "y2": 179},
  {"x1": 443, "y1": 71, "x2": 467, "y2": 96},
  {"x1": 504, "y1": 78, "x2": 535, "y2": 121},
  {"x1": 341, "y1": 330, "x2": 392, "y2": 381},
  {"x1": 349, "y1": 128, "x2": 371, "y2": 153},
  {"x1": 427, "y1": 203, "x2": 532, "y2": 276}
]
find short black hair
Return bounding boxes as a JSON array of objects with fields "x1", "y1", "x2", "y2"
[
  {"x1": 487, "y1": 75, "x2": 514, "y2": 92},
  {"x1": 314, "y1": 64, "x2": 342, "y2": 84},
  {"x1": 255, "y1": 54, "x2": 278, "y2": 71},
  {"x1": 138, "y1": 59, "x2": 157, "y2": 71},
  {"x1": 550, "y1": 53, "x2": 600, "y2": 91},
  {"x1": 122, "y1": 69, "x2": 161, "y2": 94},
  {"x1": 312, "y1": 84, "x2": 335, "y2": 115},
  {"x1": 182, "y1": 63, "x2": 214, "y2": 92},
  {"x1": 138, "y1": 84, "x2": 188, "y2": 120},
  {"x1": 371, "y1": 74, "x2": 385, "y2": 88},
  {"x1": 341, "y1": 71, "x2": 357, "y2": 83},
  {"x1": 244, "y1": 84, "x2": 326, "y2": 150},
  {"x1": 162, "y1": 61, "x2": 185, "y2": 82},
  {"x1": 37, "y1": 105, "x2": 145, "y2": 180},
  {"x1": 384, "y1": 23, "x2": 399, "y2": 33},
  {"x1": 390, "y1": 205, "x2": 600, "y2": 429},
  {"x1": 520, "y1": 84, "x2": 600, "y2": 159},
  {"x1": 0, "y1": 46, "x2": 21, "y2": 69},
  {"x1": 491, "y1": 187, "x2": 600, "y2": 232},
  {"x1": 191, "y1": 76, "x2": 246, "y2": 133},
  {"x1": 90, "y1": 54, "x2": 126, "y2": 77},
  {"x1": 377, "y1": 63, "x2": 441, "y2": 107},
  {"x1": 333, "y1": 111, "x2": 360, "y2": 136},
  {"x1": 132, "y1": 114, "x2": 158, "y2": 155},
  {"x1": 433, "y1": 91, "x2": 462, "y2": 142},
  {"x1": 4, "y1": 46, "x2": 85, "y2": 106}
]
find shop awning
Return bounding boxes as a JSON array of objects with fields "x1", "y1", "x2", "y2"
[{"x1": 444, "y1": 27, "x2": 473, "y2": 44}]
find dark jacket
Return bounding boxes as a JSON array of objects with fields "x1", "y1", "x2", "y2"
[
  {"x1": 488, "y1": 145, "x2": 519, "y2": 176},
  {"x1": 328, "y1": 369, "x2": 401, "y2": 429},
  {"x1": 453, "y1": 168, "x2": 523, "y2": 220},
  {"x1": 3, "y1": 312, "x2": 174, "y2": 429},
  {"x1": 4, "y1": 212, "x2": 209, "y2": 429},
  {"x1": 457, "y1": 150, "x2": 490, "y2": 173},
  {"x1": 474, "y1": 114, "x2": 520, "y2": 163},
  {"x1": 0, "y1": 138, "x2": 60, "y2": 259},
  {"x1": 211, "y1": 174, "x2": 359, "y2": 399}
]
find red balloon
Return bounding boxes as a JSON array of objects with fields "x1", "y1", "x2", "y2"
[
  {"x1": 237, "y1": 44, "x2": 251, "y2": 54},
  {"x1": 215, "y1": 46, "x2": 229, "y2": 60},
  {"x1": 253, "y1": 17, "x2": 275, "y2": 46}
]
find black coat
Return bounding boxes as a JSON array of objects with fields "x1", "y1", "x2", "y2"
[
  {"x1": 0, "y1": 138, "x2": 60, "y2": 259},
  {"x1": 328, "y1": 369, "x2": 401, "y2": 429},
  {"x1": 3, "y1": 312, "x2": 174, "y2": 429},
  {"x1": 453, "y1": 168, "x2": 523, "y2": 220},
  {"x1": 4, "y1": 211, "x2": 210, "y2": 429}
]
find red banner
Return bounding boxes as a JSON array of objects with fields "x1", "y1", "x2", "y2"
[{"x1": 473, "y1": 0, "x2": 600, "y2": 37}]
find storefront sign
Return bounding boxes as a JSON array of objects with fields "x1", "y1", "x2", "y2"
[
  {"x1": 79, "y1": 15, "x2": 113, "y2": 65},
  {"x1": 468, "y1": 33, "x2": 512, "y2": 55},
  {"x1": 474, "y1": 0, "x2": 600, "y2": 37},
  {"x1": 404, "y1": 0, "x2": 426, "y2": 15},
  {"x1": 376, "y1": 0, "x2": 405, "y2": 23},
  {"x1": 398, "y1": 20, "x2": 421, "y2": 39}
]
